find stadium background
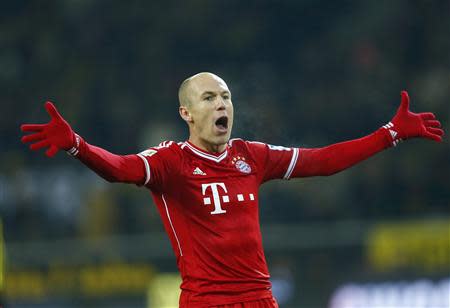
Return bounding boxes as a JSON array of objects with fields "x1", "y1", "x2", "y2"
[{"x1": 1, "y1": 0, "x2": 449, "y2": 307}]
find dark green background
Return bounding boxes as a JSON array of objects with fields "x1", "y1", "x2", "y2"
[{"x1": 1, "y1": 1, "x2": 449, "y2": 307}]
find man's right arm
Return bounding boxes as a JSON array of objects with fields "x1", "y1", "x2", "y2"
[{"x1": 21, "y1": 102, "x2": 147, "y2": 185}]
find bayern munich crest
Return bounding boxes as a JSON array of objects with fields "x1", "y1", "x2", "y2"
[{"x1": 232, "y1": 156, "x2": 251, "y2": 174}]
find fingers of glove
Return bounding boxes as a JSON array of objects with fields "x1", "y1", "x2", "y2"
[
  {"x1": 45, "y1": 101, "x2": 64, "y2": 121},
  {"x1": 419, "y1": 112, "x2": 436, "y2": 120},
  {"x1": 424, "y1": 120, "x2": 441, "y2": 128},
  {"x1": 29, "y1": 140, "x2": 50, "y2": 151},
  {"x1": 426, "y1": 127, "x2": 444, "y2": 136},
  {"x1": 422, "y1": 130, "x2": 443, "y2": 142},
  {"x1": 400, "y1": 91, "x2": 410, "y2": 111},
  {"x1": 21, "y1": 132, "x2": 45, "y2": 143},
  {"x1": 45, "y1": 145, "x2": 59, "y2": 157},
  {"x1": 21, "y1": 124, "x2": 46, "y2": 132}
]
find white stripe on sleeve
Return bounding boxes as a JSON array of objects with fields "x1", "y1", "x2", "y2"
[
  {"x1": 283, "y1": 148, "x2": 299, "y2": 180},
  {"x1": 137, "y1": 154, "x2": 151, "y2": 185}
]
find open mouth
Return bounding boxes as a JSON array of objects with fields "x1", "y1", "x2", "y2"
[{"x1": 215, "y1": 116, "x2": 228, "y2": 131}]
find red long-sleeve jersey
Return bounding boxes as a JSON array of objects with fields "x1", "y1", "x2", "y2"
[{"x1": 73, "y1": 128, "x2": 392, "y2": 306}]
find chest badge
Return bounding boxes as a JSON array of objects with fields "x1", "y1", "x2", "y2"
[{"x1": 232, "y1": 156, "x2": 252, "y2": 174}]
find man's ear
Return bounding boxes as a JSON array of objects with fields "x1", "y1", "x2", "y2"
[{"x1": 179, "y1": 106, "x2": 192, "y2": 122}]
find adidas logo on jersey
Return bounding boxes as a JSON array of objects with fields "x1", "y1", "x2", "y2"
[
  {"x1": 389, "y1": 129, "x2": 397, "y2": 139},
  {"x1": 382, "y1": 122, "x2": 402, "y2": 147},
  {"x1": 193, "y1": 167, "x2": 206, "y2": 175}
]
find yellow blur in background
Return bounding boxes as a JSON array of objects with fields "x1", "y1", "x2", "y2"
[
  {"x1": 367, "y1": 218, "x2": 450, "y2": 272},
  {"x1": 147, "y1": 273, "x2": 181, "y2": 308}
]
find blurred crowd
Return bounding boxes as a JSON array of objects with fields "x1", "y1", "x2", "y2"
[{"x1": 1, "y1": 0, "x2": 449, "y2": 244}]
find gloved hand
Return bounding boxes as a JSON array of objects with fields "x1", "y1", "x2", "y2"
[
  {"x1": 383, "y1": 91, "x2": 444, "y2": 146},
  {"x1": 21, "y1": 102, "x2": 76, "y2": 157}
]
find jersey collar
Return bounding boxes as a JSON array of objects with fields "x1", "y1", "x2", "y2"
[{"x1": 183, "y1": 141, "x2": 229, "y2": 163}]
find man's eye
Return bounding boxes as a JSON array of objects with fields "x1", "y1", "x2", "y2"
[
  {"x1": 205, "y1": 96, "x2": 214, "y2": 101},
  {"x1": 223, "y1": 95, "x2": 230, "y2": 100}
]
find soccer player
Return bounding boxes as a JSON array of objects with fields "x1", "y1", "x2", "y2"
[{"x1": 21, "y1": 72, "x2": 444, "y2": 307}]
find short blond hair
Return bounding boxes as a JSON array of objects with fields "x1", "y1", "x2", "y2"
[
  {"x1": 178, "y1": 76, "x2": 193, "y2": 107},
  {"x1": 178, "y1": 72, "x2": 225, "y2": 107}
]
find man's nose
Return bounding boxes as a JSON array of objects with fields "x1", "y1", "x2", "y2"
[{"x1": 216, "y1": 98, "x2": 226, "y2": 110}]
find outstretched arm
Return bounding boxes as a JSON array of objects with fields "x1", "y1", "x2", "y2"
[
  {"x1": 21, "y1": 102, "x2": 146, "y2": 184},
  {"x1": 292, "y1": 91, "x2": 444, "y2": 177}
]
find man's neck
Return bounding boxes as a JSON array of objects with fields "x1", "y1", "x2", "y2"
[{"x1": 188, "y1": 137, "x2": 227, "y2": 153}]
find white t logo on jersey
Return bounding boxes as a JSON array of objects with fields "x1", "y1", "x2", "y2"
[{"x1": 202, "y1": 183, "x2": 229, "y2": 215}]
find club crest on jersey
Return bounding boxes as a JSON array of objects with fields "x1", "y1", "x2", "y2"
[{"x1": 232, "y1": 156, "x2": 251, "y2": 174}]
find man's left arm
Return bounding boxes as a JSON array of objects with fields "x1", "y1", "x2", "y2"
[{"x1": 291, "y1": 91, "x2": 444, "y2": 178}]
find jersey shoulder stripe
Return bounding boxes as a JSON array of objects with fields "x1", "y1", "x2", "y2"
[
  {"x1": 157, "y1": 140, "x2": 176, "y2": 148},
  {"x1": 283, "y1": 148, "x2": 299, "y2": 180},
  {"x1": 138, "y1": 141, "x2": 182, "y2": 186},
  {"x1": 136, "y1": 153, "x2": 151, "y2": 185},
  {"x1": 228, "y1": 138, "x2": 245, "y2": 147},
  {"x1": 147, "y1": 140, "x2": 181, "y2": 150},
  {"x1": 139, "y1": 140, "x2": 181, "y2": 157}
]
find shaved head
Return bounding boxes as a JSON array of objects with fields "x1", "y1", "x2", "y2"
[
  {"x1": 178, "y1": 72, "x2": 228, "y2": 107},
  {"x1": 178, "y1": 72, "x2": 234, "y2": 153}
]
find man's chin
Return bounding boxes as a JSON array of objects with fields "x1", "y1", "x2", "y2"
[{"x1": 212, "y1": 134, "x2": 231, "y2": 146}]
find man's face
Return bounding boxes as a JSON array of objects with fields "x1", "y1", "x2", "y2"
[{"x1": 182, "y1": 74, "x2": 234, "y2": 148}]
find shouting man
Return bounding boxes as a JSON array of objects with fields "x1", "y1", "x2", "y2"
[{"x1": 21, "y1": 72, "x2": 444, "y2": 307}]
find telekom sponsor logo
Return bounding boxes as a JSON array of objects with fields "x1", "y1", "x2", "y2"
[
  {"x1": 202, "y1": 183, "x2": 228, "y2": 215},
  {"x1": 201, "y1": 183, "x2": 255, "y2": 215}
]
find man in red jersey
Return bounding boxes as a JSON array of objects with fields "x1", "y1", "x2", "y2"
[{"x1": 21, "y1": 72, "x2": 444, "y2": 307}]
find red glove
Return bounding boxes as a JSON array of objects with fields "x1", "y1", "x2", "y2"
[
  {"x1": 21, "y1": 101, "x2": 146, "y2": 183},
  {"x1": 383, "y1": 91, "x2": 444, "y2": 146},
  {"x1": 21, "y1": 102, "x2": 76, "y2": 157}
]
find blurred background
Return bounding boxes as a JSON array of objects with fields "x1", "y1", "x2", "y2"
[{"x1": 1, "y1": 0, "x2": 449, "y2": 307}]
